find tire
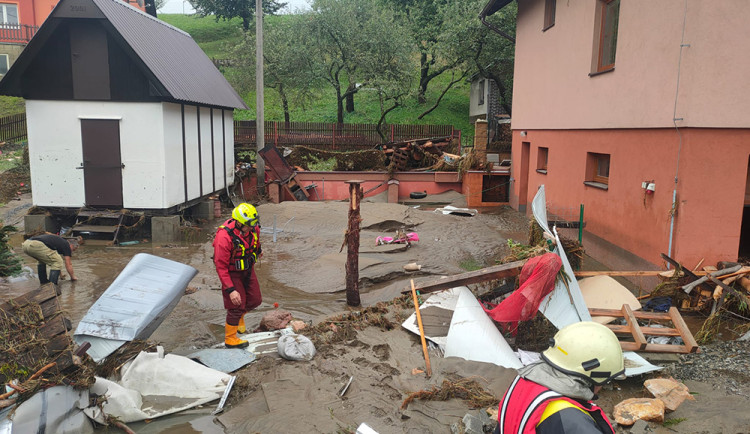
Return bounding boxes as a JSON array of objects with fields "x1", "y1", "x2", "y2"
[{"x1": 409, "y1": 191, "x2": 427, "y2": 199}]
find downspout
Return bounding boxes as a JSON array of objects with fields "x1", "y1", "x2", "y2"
[{"x1": 668, "y1": 0, "x2": 689, "y2": 265}]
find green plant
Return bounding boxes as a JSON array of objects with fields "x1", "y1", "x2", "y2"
[
  {"x1": 459, "y1": 257, "x2": 483, "y2": 271},
  {"x1": 0, "y1": 224, "x2": 22, "y2": 277},
  {"x1": 663, "y1": 417, "x2": 687, "y2": 427}
]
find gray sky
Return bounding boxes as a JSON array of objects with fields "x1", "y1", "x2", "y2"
[{"x1": 157, "y1": 0, "x2": 312, "y2": 15}]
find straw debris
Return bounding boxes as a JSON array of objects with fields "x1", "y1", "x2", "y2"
[{"x1": 400, "y1": 376, "x2": 498, "y2": 410}]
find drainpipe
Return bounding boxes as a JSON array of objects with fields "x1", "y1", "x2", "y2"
[{"x1": 667, "y1": 0, "x2": 689, "y2": 265}]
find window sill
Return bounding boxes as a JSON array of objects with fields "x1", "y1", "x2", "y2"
[
  {"x1": 584, "y1": 181, "x2": 608, "y2": 190},
  {"x1": 589, "y1": 67, "x2": 615, "y2": 77},
  {"x1": 536, "y1": 169, "x2": 547, "y2": 175}
]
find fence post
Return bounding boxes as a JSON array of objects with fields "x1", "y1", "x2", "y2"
[
  {"x1": 332, "y1": 123, "x2": 336, "y2": 150},
  {"x1": 274, "y1": 121, "x2": 278, "y2": 147},
  {"x1": 390, "y1": 124, "x2": 394, "y2": 142}
]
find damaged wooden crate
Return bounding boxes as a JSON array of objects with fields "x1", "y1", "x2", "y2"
[
  {"x1": 0, "y1": 283, "x2": 78, "y2": 385},
  {"x1": 589, "y1": 305, "x2": 700, "y2": 354}
]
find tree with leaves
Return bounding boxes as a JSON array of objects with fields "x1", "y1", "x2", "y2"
[
  {"x1": 189, "y1": 0, "x2": 286, "y2": 31},
  {"x1": 309, "y1": 0, "x2": 412, "y2": 123},
  {"x1": 0, "y1": 224, "x2": 22, "y2": 277}
]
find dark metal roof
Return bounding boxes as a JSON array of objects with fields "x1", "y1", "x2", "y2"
[
  {"x1": 480, "y1": 0, "x2": 514, "y2": 18},
  {"x1": 91, "y1": 0, "x2": 247, "y2": 109}
]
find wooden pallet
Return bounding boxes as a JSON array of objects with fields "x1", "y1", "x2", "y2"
[{"x1": 589, "y1": 305, "x2": 700, "y2": 354}]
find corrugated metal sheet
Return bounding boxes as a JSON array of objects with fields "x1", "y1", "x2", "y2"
[
  {"x1": 91, "y1": 0, "x2": 247, "y2": 109},
  {"x1": 74, "y1": 253, "x2": 198, "y2": 351}
]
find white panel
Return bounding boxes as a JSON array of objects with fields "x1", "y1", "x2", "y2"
[
  {"x1": 199, "y1": 107, "x2": 213, "y2": 194},
  {"x1": 224, "y1": 110, "x2": 235, "y2": 188},
  {"x1": 25, "y1": 100, "x2": 166, "y2": 208},
  {"x1": 183, "y1": 105, "x2": 200, "y2": 201},
  {"x1": 211, "y1": 109, "x2": 225, "y2": 193},
  {"x1": 162, "y1": 103, "x2": 186, "y2": 208}
]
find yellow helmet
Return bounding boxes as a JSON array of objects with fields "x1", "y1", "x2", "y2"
[
  {"x1": 232, "y1": 203, "x2": 259, "y2": 227},
  {"x1": 542, "y1": 321, "x2": 625, "y2": 385}
]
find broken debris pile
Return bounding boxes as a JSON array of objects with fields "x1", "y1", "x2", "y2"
[{"x1": 0, "y1": 284, "x2": 95, "y2": 408}]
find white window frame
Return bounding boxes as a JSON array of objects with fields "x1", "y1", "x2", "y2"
[{"x1": 0, "y1": 3, "x2": 19, "y2": 27}]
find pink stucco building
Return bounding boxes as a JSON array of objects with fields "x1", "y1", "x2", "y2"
[{"x1": 482, "y1": 0, "x2": 750, "y2": 269}]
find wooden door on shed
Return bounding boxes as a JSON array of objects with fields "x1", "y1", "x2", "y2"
[{"x1": 80, "y1": 119, "x2": 123, "y2": 207}]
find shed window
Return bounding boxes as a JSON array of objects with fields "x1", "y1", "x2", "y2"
[
  {"x1": 544, "y1": 0, "x2": 556, "y2": 31},
  {"x1": 0, "y1": 3, "x2": 18, "y2": 26},
  {"x1": 478, "y1": 80, "x2": 485, "y2": 106},
  {"x1": 596, "y1": 0, "x2": 620, "y2": 72},
  {"x1": 0, "y1": 54, "x2": 7, "y2": 75}
]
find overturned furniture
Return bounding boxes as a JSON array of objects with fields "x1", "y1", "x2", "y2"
[{"x1": 259, "y1": 144, "x2": 310, "y2": 201}]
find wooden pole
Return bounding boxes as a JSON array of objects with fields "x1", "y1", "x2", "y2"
[
  {"x1": 410, "y1": 279, "x2": 432, "y2": 377},
  {"x1": 345, "y1": 180, "x2": 364, "y2": 306}
]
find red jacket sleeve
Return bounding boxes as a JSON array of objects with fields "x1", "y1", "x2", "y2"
[{"x1": 213, "y1": 230, "x2": 234, "y2": 290}]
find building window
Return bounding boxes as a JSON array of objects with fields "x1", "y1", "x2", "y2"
[
  {"x1": 0, "y1": 3, "x2": 18, "y2": 26},
  {"x1": 596, "y1": 0, "x2": 620, "y2": 72},
  {"x1": 478, "y1": 80, "x2": 485, "y2": 106},
  {"x1": 544, "y1": 0, "x2": 556, "y2": 31},
  {"x1": 0, "y1": 54, "x2": 7, "y2": 75},
  {"x1": 585, "y1": 152, "x2": 610, "y2": 188},
  {"x1": 537, "y1": 147, "x2": 548, "y2": 173}
]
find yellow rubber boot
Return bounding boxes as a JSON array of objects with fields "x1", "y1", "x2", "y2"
[
  {"x1": 225, "y1": 323, "x2": 249, "y2": 348},
  {"x1": 237, "y1": 316, "x2": 247, "y2": 334}
]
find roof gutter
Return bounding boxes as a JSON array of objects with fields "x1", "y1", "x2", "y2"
[{"x1": 479, "y1": 0, "x2": 516, "y2": 44}]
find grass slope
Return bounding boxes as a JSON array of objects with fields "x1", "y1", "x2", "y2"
[{"x1": 160, "y1": 13, "x2": 473, "y2": 144}]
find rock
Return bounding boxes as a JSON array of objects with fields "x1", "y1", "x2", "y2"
[
  {"x1": 184, "y1": 286, "x2": 198, "y2": 294},
  {"x1": 290, "y1": 320, "x2": 307, "y2": 332},
  {"x1": 462, "y1": 413, "x2": 483, "y2": 434},
  {"x1": 644, "y1": 377, "x2": 695, "y2": 412},
  {"x1": 613, "y1": 398, "x2": 665, "y2": 426},
  {"x1": 255, "y1": 309, "x2": 293, "y2": 331},
  {"x1": 629, "y1": 419, "x2": 651, "y2": 434},
  {"x1": 486, "y1": 406, "x2": 498, "y2": 421}
]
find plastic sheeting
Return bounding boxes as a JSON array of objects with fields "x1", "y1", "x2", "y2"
[
  {"x1": 74, "y1": 253, "x2": 198, "y2": 361},
  {"x1": 85, "y1": 348, "x2": 232, "y2": 423},
  {"x1": 0, "y1": 386, "x2": 93, "y2": 434},
  {"x1": 532, "y1": 186, "x2": 592, "y2": 328}
]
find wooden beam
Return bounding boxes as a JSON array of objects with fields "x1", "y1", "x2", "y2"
[
  {"x1": 622, "y1": 304, "x2": 647, "y2": 350},
  {"x1": 668, "y1": 306, "x2": 699, "y2": 353},
  {"x1": 406, "y1": 260, "x2": 526, "y2": 295}
]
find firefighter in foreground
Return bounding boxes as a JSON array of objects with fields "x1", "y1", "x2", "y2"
[
  {"x1": 213, "y1": 203, "x2": 263, "y2": 348},
  {"x1": 496, "y1": 321, "x2": 624, "y2": 433}
]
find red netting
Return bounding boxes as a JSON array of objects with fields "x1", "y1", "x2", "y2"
[{"x1": 483, "y1": 253, "x2": 562, "y2": 334}]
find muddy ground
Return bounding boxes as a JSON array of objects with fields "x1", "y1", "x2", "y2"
[{"x1": 1, "y1": 193, "x2": 750, "y2": 433}]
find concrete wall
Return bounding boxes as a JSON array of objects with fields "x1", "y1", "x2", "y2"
[
  {"x1": 510, "y1": 127, "x2": 750, "y2": 267},
  {"x1": 26, "y1": 100, "x2": 165, "y2": 208},
  {"x1": 0, "y1": 44, "x2": 25, "y2": 73},
  {"x1": 511, "y1": 0, "x2": 750, "y2": 130}
]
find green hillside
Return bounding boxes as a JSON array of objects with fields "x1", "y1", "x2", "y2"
[{"x1": 159, "y1": 13, "x2": 474, "y2": 144}]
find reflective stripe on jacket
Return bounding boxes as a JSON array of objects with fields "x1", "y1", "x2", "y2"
[{"x1": 497, "y1": 376, "x2": 615, "y2": 434}]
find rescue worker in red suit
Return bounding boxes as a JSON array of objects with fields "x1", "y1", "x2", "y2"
[
  {"x1": 496, "y1": 321, "x2": 625, "y2": 434},
  {"x1": 213, "y1": 203, "x2": 263, "y2": 348}
]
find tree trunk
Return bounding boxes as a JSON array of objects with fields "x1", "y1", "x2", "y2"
[
  {"x1": 336, "y1": 90, "x2": 344, "y2": 124},
  {"x1": 242, "y1": 16, "x2": 250, "y2": 32},
  {"x1": 279, "y1": 83, "x2": 290, "y2": 124},
  {"x1": 345, "y1": 82, "x2": 356, "y2": 113},
  {"x1": 345, "y1": 182, "x2": 363, "y2": 307},
  {"x1": 418, "y1": 52, "x2": 429, "y2": 104}
]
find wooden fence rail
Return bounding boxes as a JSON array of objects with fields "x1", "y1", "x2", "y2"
[
  {"x1": 0, "y1": 113, "x2": 27, "y2": 143},
  {"x1": 0, "y1": 114, "x2": 460, "y2": 153},
  {"x1": 234, "y1": 120, "x2": 460, "y2": 151}
]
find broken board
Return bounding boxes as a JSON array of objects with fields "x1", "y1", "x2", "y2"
[{"x1": 589, "y1": 305, "x2": 700, "y2": 354}]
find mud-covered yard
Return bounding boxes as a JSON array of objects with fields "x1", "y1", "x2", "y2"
[{"x1": 1, "y1": 193, "x2": 750, "y2": 433}]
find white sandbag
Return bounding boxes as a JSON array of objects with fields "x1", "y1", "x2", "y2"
[{"x1": 278, "y1": 334, "x2": 316, "y2": 361}]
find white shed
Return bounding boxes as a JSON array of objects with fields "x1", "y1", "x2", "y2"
[{"x1": 0, "y1": 0, "x2": 247, "y2": 212}]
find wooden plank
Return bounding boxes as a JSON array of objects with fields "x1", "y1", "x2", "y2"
[
  {"x1": 406, "y1": 260, "x2": 526, "y2": 295},
  {"x1": 574, "y1": 270, "x2": 691, "y2": 277},
  {"x1": 609, "y1": 325, "x2": 681, "y2": 337},
  {"x1": 622, "y1": 304, "x2": 647, "y2": 350},
  {"x1": 589, "y1": 308, "x2": 670, "y2": 321},
  {"x1": 660, "y1": 253, "x2": 714, "y2": 293},
  {"x1": 40, "y1": 297, "x2": 62, "y2": 320},
  {"x1": 667, "y1": 306, "x2": 699, "y2": 353},
  {"x1": 0, "y1": 284, "x2": 58, "y2": 311},
  {"x1": 39, "y1": 314, "x2": 68, "y2": 339},
  {"x1": 72, "y1": 224, "x2": 120, "y2": 233},
  {"x1": 643, "y1": 343, "x2": 696, "y2": 354}
]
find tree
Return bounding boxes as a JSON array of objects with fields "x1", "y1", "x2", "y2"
[
  {"x1": 310, "y1": 0, "x2": 412, "y2": 123},
  {"x1": 189, "y1": 0, "x2": 287, "y2": 31},
  {"x1": 231, "y1": 15, "x2": 322, "y2": 122}
]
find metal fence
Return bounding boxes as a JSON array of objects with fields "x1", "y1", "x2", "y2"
[
  {"x1": 0, "y1": 113, "x2": 26, "y2": 143},
  {"x1": 234, "y1": 120, "x2": 460, "y2": 151},
  {"x1": 0, "y1": 24, "x2": 38, "y2": 43}
]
